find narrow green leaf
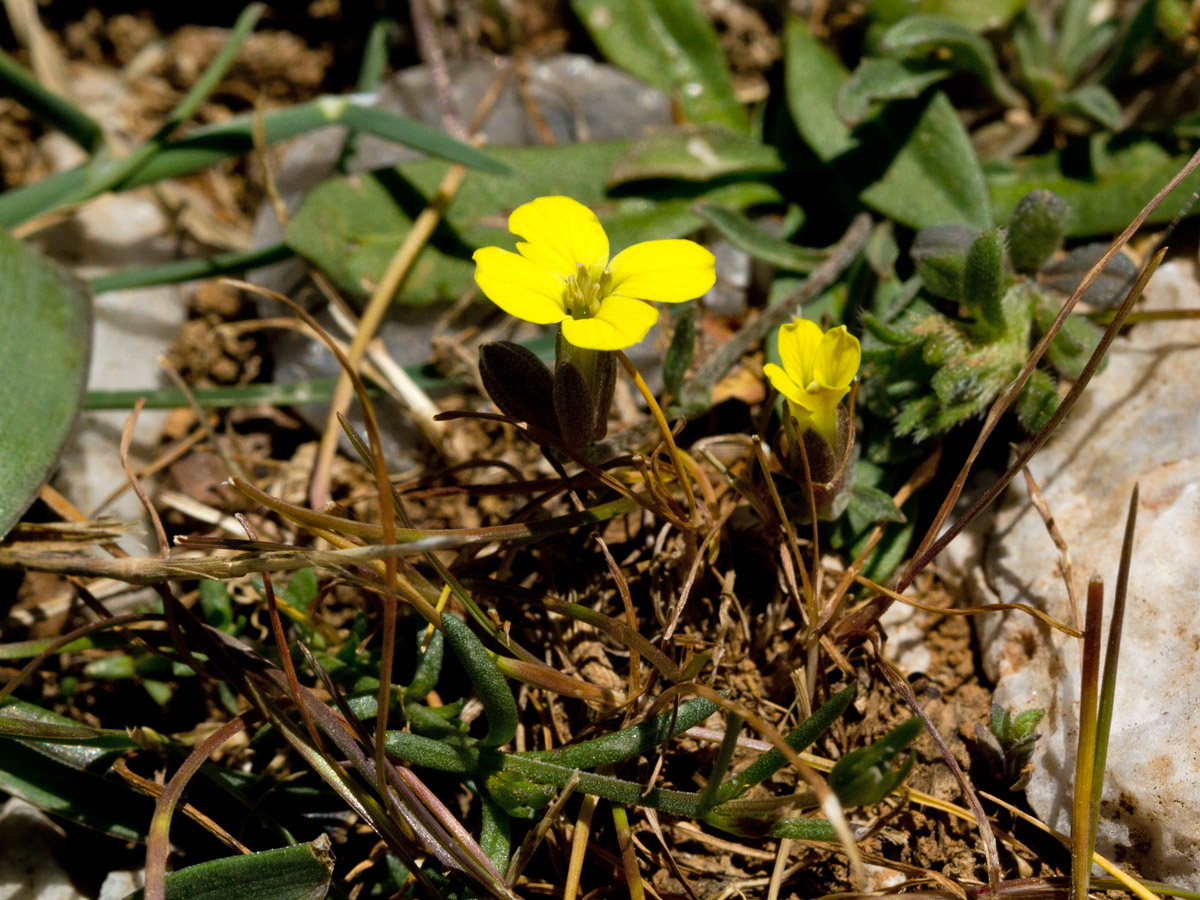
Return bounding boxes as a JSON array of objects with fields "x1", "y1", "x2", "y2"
[
  {"x1": 120, "y1": 838, "x2": 334, "y2": 900},
  {"x1": 0, "y1": 736, "x2": 151, "y2": 840},
  {"x1": 783, "y1": 17, "x2": 856, "y2": 162},
  {"x1": 829, "y1": 717, "x2": 923, "y2": 807},
  {"x1": 837, "y1": 58, "x2": 951, "y2": 127},
  {"x1": 0, "y1": 48, "x2": 103, "y2": 151},
  {"x1": 0, "y1": 231, "x2": 90, "y2": 539},
  {"x1": 84, "y1": 378, "x2": 392, "y2": 411},
  {"x1": 90, "y1": 243, "x2": 293, "y2": 294},
  {"x1": 61, "y1": 4, "x2": 266, "y2": 209},
  {"x1": 569, "y1": 0, "x2": 746, "y2": 131},
  {"x1": 441, "y1": 616, "x2": 519, "y2": 749},
  {"x1": 695, "y1": 203, "x2": 827, "y2": 273},
  {"x1": 916, "y1": 0, "x2": 1024, "y2": 31},
  {"x1": 715, "y1": 686, "x2": 856, "y2": 803},
  {"x1": 662, "y1": 304, "x2": 697, "y2": 399},
  {"x1": 521, "y1": 697, "x2": 719, "y2": 769}
]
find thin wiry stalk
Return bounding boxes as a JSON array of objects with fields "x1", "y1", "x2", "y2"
[
  {"x1": 144, "y1": 716, "x2": 252, "y2": 900},
  {"x1": 1070, "y1": 577, "x2": 1105, "y2": 900}
]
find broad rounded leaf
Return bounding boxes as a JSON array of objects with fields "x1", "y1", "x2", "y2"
[{"x1": 0, "y1": 231, "x2": 90, "y2": 538}]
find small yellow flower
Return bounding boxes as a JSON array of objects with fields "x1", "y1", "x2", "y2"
[
  {"x1": 763, "y1": 320, "x2": 861, "y2": 449},
  {"x1": 472, "y1": 196, "x2": 716, "y2": 351}
]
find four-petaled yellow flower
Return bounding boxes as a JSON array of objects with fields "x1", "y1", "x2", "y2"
[
  {"x1": 763, "y1": 320, "x2": 861, "y2": 450},
  {"x1": 472, "y1": 196, "x2": 716, "y2": 351}
]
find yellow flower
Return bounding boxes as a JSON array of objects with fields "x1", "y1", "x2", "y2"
[
  {"x1": 472, "y1": 196, "x2": 716, "y2": 351},
  {"x1": 763, "y1": 320, "x2": 861, "y2": 449}
]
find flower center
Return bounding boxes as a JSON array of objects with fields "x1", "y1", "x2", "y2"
[{"x1": 565, "y1": 263, "x2": 611, "y2": 319}]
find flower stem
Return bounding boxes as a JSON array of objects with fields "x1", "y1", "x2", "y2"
[{"x1": 616, "y1": 351, "x2": 698, "y2": 525}]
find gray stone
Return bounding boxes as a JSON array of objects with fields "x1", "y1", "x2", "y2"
[
  {"x1": 944, "y1": 261, "x2": 1200, "y2": 888},
  {"x1": 0, "y1": 798, "x2": 86, "y2": 900}
]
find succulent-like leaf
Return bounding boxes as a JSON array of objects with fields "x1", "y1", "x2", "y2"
[
  {"x1": 962, "y1": 228, "x2": 1008, "y2": 334},
  {"x1": 1007, "y1": 190, "x2": 1071, "y2": 275}
]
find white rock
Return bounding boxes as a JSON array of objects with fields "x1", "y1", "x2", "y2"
[
  {"x1": 0, "y1": 798, "x2": 87, "y2": 900},
  {"x1": 945, "y1": 261, "x2": 1200, "y2": 888},
  {"x1": 98, "y1": 870, "x2": 143, "y2": 900}
]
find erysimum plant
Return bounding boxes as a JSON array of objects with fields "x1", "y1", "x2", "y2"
[
  {"x1": 765, "y1": 319, "x2": 861, "y2": 516},
  {"x1": 472, "y1": 195, "x2": 714, "y2": 452}
]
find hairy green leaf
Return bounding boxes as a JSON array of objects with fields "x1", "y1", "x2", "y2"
[{"x1": 0, "y1": 232, "x2": 90, "y2": 539}]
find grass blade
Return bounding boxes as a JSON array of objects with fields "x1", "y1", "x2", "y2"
[
  {"x1": 1089, "y1": 487, "x2": 1138, "y2": 878},
  {"x1": 1070, "y1": 576, "x2": 1105, "y2": 900},
  {"x1": 0, "y1": 47, "x2": 103, "y2": 151},
  {"x1": 89, "y1": 243, "x2": 293, "y2": 294}
]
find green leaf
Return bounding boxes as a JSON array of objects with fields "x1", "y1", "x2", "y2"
[
  {"x1": 1035, "y1": 298, "x2": 1104, "y2": 380},
  {"x1": 282, "y1": 568, "x2": 319, "y2": 613},
  {"x1": 962, "y1": 228, "x2": 1007, "y2": 334},
  {"x1": 607, "y1": 126, "x2": 781, "y2": 186},
  {"x1": 0, "y1": 48, "x2": 103, "y2": 152},
  {"x1": 845, "y1": 484, "x2": 907, "y2": 533},
  {"x1": 1057, "y1": 85, "x2": 1122, "y2": 129},
  {"x1": 987, "y1": 137, "x2": 1200, "y2": 236},
  {"x1": 0, "y1": 733, "x2": 151, "y2": 841},
  {"x1": 1015, "y1": 367, "x2": 1059, "y2": 432},
  {"x1": 0, "y1": 231, "x2": 90, "y2": 539},
  {"x1": 1006, "y1": 189, "x2": 1070, "y2": 274},
  {"x1": 783, "y1": 17, "x2": 856, "y2": 162},
  {"x1": 715, "y1": 685, "x2": 857, "y2": 804},
  {"x1": 910, "y1": 224, "x2": 977, "y2": 300},
  {"x1": 917, "y1": 0, "x2": 1025, "y2": 31},
  {"x1": 881, "y1": 14, "x2": 1023, "y2": 106},
  {"x1": 662, "y1": 304, "x2": 697, "y2": 399},
  {"x1": 569, "y1": 0, "x2": 746, "y2": 131},
  {"x1": 837, "y1": 57, "x2": 951, "y2": 127},
  {"x1": 829, "y1": 717, "x2": 924, "y2": 807},
  {"x1": 1012, "y1": 708, "x2": 1046, "y2": 739},
  {"x1": 286, "y1": 140, "x2": 776, "y2": 303},
  {"x1": 694, "y1": 203, "x2": 827, "y2": 273},
  {"x1": 120, "y1": 838, "x2": 334, "y2": 900},
  {"x1": 861, "y1": 92, "x2": 993, "y2": 230},
  {"x1": 441, "y1": 615, "x2": 518, "y2": 749}
]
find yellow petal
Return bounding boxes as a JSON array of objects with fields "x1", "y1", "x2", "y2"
[
  {"x1": 560, "y1": 296, "x2": 658, "y2": 351},
  {"x1": 805, "y1": 384, "x2": 849, "y2": 450},
  {"x1": 607, "y1": 239, "x2": 715, "y2": 302},
  {"x1": 813, "y1": 325, "x2": 861, "y2": 389},
  {"x1": 763, "y1": 362, "x2": 811, "y2": 410},
  {"x1": 509, "y1": 196, "x2": 609, "y2": 278},
  {"x1": 473, "y1": 247, "x2": 568, "y2": 325},
  {"x1": 776, "y1": 319, "x2": 824, "y2": 388}
]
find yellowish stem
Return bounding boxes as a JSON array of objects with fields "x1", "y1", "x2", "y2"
[
  {"x1": 615, "y1": 350, "x2": 698, "y2": 525},
  {"x1": 310, "y1": 162, "x2": 470, "y2": 508}
]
